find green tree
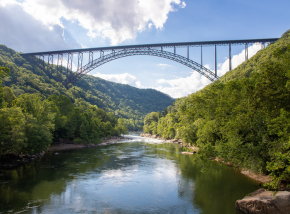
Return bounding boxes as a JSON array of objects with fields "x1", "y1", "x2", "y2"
[
  {"x1": 0, "y1": 107, "x2": 26, "y2": 155},
  {"x1": 16, "y1": 94, "x2": 55, "y2": 154},
  {"x1": 0, "y1": 67, "x2": 10, "y2": 108},
  {"x1": 3, "y1": 87, "x2": 16, "y2": 107}
]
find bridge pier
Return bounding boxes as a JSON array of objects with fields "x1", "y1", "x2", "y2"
[
  {"x1": 229, "y1": 43, "x2": 232, "y2": 71},
  {"x1": 89, "y1": 51, "x2": 94, "y2": 65},
  {"x1": 78, "y1": 52, "x2": 83, "y2": 73},
  {"x1": 57, "y1": 54, "x2": 63, "y2": 82},
  {"x1": 261, "y1": 42, "x2": 265, "y2": 49},
  {"x1": 201, "y1": 45, "x2": 203, "y2": 68},
  {"x1": 187, "y1": 46, "x2": 189, "y2": 60},
  {"x1": 39, "y1": 55, "x2": 45, "y2": 69},
  {"x1": 47, "y1": 54, "x2": 53, "y2": 77},
  {"x1": 67, "y1": 53, "x2": 73, "y2": 83},
  {"x1": 245, "y1": 43, "x2": 248, "y2": 61},
  {"x1": 215, "y1": 44, "x2": 217, "y2": 77}
]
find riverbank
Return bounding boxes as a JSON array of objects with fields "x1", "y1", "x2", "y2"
[
  {"x1": 48, "y1": 135, "x2": 132, "y2": 152},
  {"x1": 140, "y1": 133, "x2": 199, "y2": 152},
  {"x1": 0, "y1": 136, "x2": 132, "y2": 170},
  {"x1": 140, "y1": 132, "x2": 290, "y2": 213},
  {"x1": 140, "y1": 133, "x2": 271, "y2": 183}
]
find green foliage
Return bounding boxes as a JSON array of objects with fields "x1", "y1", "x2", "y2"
[
  {"x1": 3, "y1": 87, "x2": 16, "y2": 107},
  {"x1": 0, "y1": 66, "x2": 10, "y2": 108},
  {"x1": 0, "y1": 45, "x2": 174, "y2": 130},
  {"x1": 143, "y1": 30, "x2": 290, "y2": 189},
  {"x1": 0, "y1": 107, "x2": 26, "y2": 155},
  {"x1": 15, "y1": 94, "x2": 55, "y2": 154},
  {"x1": 0, "y1": 43, "x2": 174, "y2": 156}
]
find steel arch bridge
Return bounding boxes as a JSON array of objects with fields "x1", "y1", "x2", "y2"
[{"x1": 20, "y1": 38, "x2": 278, "y2": 86}]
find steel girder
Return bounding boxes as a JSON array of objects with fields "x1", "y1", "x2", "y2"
[
  {"x1": 68, "y1": 48, "x2": 219, "y2": 85},
  {"x1": 21, "y1": 38, "x2": 278, "y2": 56}
]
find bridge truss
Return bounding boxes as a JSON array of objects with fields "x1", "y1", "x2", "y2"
[{"x1": 20, "y1": 38, "x2": 278, "y2": 86}]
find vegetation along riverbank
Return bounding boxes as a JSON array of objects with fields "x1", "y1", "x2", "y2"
[
  {"x1": 142, "y1": 30, "x2": 290, "y2": 192},
  {"x1": 0, "y1": 43, "x2": 172, "y2": 168}
]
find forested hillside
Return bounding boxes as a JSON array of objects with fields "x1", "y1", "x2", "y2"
[
  {"x1": 0, "y1": 65, "x2": 131, "y2": 156},
  {"x1": 143, "y1": 29, "x2": 290, "y2": 189},
  {"x1": 0, "y1": 45, "x2": 174, "y2": 130}
]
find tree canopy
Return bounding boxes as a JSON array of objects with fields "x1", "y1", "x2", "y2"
[{"x1": 143, "y1": 29, "x2": 290, "y2": 189}]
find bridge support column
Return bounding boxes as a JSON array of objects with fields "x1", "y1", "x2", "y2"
[
  {"x1": 39, "y1": 55, "x2": 45, "y2": 69},
  {"x1": 57, "y1": 54, "x2": 63, "y2": 82},
  {"x1": 78, "y1": 52, "x2": 83, "y2": 72},
  {"x1": 201, "y1": 45, "x2": 203, "y2": 68},
  {"x1": 89, "y1": 51, "x2": 94, "y2": 65},
  {"x1": 100, "y1": 50, "x2": 104, "y2": 58},
  {"x1": 47, "y1": 54, "x2": 53, "y2": 77},
  {"x1": 215, "y1": 44, "x2": 217, "y2": 77},
  {"x1": 245, "y1": 43, "x2": 248, "y2": 61},
  {"x1": 187, "y1": 46, "x2": 189, "y2": 60},
  {"x1": 229, "y1": 43, "x2": 232, "y2": 71},
  {"x1": 174, "y1": 46, "x2": 176, "y2": 55},
  {"x1": 67, "y1": 53, "x2": 73, "y2": 83},
  {"x1": 261, "y1": 42, "x2": 265, "y2": 49}
]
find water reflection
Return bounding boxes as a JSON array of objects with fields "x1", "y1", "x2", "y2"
[{"x1": 0, "y1": 135, "x2": 257, "y2": 213}]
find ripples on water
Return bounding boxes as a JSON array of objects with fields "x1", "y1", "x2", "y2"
[{"x1": 0, "y1": 133, "x2": 257, "y2": 213}]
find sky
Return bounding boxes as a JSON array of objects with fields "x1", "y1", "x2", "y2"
[{"x1": 0, "y1": 0, "x2": 289, "y2": 98}]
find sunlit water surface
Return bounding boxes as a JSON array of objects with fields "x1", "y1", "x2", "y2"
[{"x1": 0, "y1": 133, "x2": 258, "y2": 213}]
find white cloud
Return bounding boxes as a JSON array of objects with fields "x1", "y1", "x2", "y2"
[
  {"x1": 217, "y1": 43, "x2": 262, "y2": 76},
  {"x1": 0, "y1": 1, "x2": 80, "y2": 52},
  {"x1": 158, "y1": 63, "x2": 172, "y2": 69},
  {"x1": 8, "y1": 0, "x2": 186, "y2": 46},
  {"x1": 156, "y1": 72, "x2": 211, "y2": 98},
  {"x1": 93, "y1": 72, "x2": 143, "y2": 88},
  {"x1": 180, "y1": 1, "x2": 186, "y2": 8}
]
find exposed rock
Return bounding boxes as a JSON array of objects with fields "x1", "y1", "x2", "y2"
[
  {"x1": 241, "y1": 170, "x2": 271, "y2": 183},
  {"x1": 171, "y1": 139, "x2": 178, "y2": 143},
  {"x1": 181, "y1": 151, "x2": 195, "y2": 155},
  {"x1": 236, "y1": 188, "x2": 290, "y2": 214}
]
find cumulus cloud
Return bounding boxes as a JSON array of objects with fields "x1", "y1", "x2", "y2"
[
  {"x1": 0, "y1": 0, "x2": 80, "y2": 52},
  {"x1": 156, "y1": 72, "x2": 211, "y2": 98},
  {"x1": 93, "y1": 72, "x2": 142, "y2": 88},
  {"x1": 180, "y1": 2, "x2": 186, "y2": 8},
  {"x1": 5, "y1": 0, "x2": 186, "y2": 46}
]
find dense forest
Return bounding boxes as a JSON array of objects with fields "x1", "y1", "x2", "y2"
[
  {"x1": 0, "y1": 44, "x2": 175, "y2": 156},
  {"x1": 0, "y1": 65, "x2": 130, "y2": 155},
  {"x1": 0, "y1": 45, "x2": 174, "y2": 130},
  {"x1": 143, "y1": 29, "x2": 290, "y2": 189}
]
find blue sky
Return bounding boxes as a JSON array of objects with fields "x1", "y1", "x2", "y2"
[{"x1": 0, "y1": 0, "x2": 289, "y2": 98}]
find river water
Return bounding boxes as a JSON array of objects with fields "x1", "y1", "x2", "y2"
[{"x1": 0, "y1": 133, "x2": 258, "y2": 214}]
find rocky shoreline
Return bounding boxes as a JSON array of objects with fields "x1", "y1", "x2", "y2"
[
  {"x1": 139, "y1": 133, "x2": 199, "y2": 153},
  {"x1": 236, "y1": 188, "x2": 290, "y2": 214},
  {"x1": 48, "y1": 136, "x2": 132, "y2": 152},
  {"x1": 0, "y1": 152, "x2": 45, "y2": 170},
  {"x1": 0, "y1": 135, "x2": 132, "y2": 170}
]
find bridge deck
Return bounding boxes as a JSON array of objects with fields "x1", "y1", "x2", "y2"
[{"x1": 20, "y1": 38, "x2": 279, "y2": 56}]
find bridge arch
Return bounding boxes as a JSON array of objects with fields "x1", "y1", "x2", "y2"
[{"x1": 68, "y1": 48, "x2": 219, "y2": 85}]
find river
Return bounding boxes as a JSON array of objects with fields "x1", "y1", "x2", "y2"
[{"x1": 0, "y1": 133, "x2": 258, "y2": 213}]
